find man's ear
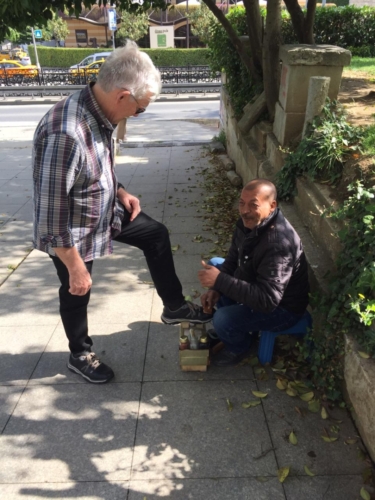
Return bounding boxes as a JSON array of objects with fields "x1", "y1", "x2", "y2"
[{"x1": 117, "y1": 89, "x2": 130, "y2": 102}]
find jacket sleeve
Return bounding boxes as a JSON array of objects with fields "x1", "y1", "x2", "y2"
[
  {"x1": 33, "y1": 133, "x2": 82, "y2": 249},
  {"x1": 213, "y1": 232, "x2": 238, "y2": 279},
  {"x1": 214, "y1": 243, "x2": 295, "y2": 313}
]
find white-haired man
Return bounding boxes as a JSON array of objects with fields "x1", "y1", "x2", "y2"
[{"x1": 33, "y1": 41, "x2": 212, "y2": 384}]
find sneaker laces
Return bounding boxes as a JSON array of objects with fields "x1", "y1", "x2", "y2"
[
  {"x1": 86, "y1": 353, "x2": 101, "y2": 369},
  {"x1": 185, "y1": 301, "x2": 200, "y2": 318}
]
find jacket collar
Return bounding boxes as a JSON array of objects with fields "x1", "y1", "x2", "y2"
[
  {"x1": 82, "y1": 83, "x2": 115, "y2": 132},
  {"x1": 236, "y1": 207, "x2": 279, "y2": 237}
]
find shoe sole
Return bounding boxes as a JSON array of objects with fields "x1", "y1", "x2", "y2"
[
  {"x1": 161, "y1": 315, "x2": 212, "y2": 325},
  {"x1": 67, "y1": 362, "x2": 114, "y2": 384}
]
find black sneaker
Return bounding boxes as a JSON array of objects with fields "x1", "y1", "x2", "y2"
[
  {"x1": 212, "y1": 348, "x2": 250, "y2": 367},
  {"x1": 67, "y1": 353, "x2": 114, "y2": 383},
  {"x1": 161, "y1": 301, "x2": 213, "y2": 325}
]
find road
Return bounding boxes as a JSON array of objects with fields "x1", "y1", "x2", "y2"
[{"x1": 0, "y1": 100, "x2": 220, "y2": 129}]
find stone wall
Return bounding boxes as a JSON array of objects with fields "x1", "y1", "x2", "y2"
[{"x1": 220, "y1": 83, "x2": 375, "y2": 462}]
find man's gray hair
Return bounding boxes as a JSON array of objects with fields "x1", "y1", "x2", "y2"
[{"x1": 96, "y1": 40, "x2": 162, "y2": 100}]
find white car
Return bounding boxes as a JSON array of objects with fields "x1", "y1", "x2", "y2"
[
  {"x1": 69, "y1": 52, "x2": 111, "y2": 70},
  {"x1": 19, "y1": 56, "x2": 31, "y2": 66}
]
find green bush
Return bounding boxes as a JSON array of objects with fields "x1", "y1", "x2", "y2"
[
  {"x1": 208, "y1": 7, "x2": 262, "y2": 116},
  {"x1": 28, "y1": 46, "x2": 210, "y2": 68}
]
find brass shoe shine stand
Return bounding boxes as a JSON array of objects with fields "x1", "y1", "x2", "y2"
[{"x1": 179, "y1": 322, "x2": 210, "y2": 371}]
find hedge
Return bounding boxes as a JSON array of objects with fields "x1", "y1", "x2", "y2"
[{"x1": 28, "y1": 46, "x2": 210, "y2": 68}]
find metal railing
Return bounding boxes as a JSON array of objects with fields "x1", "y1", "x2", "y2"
[
  {"x1": 0, "y1": 82, "x2": 221, "y2": 100},
  {"x1": 0, "y1": 65, "x2": 221, "y2": 87}
]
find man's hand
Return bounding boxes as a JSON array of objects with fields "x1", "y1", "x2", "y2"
[
  {"x1": 117, "y1": 188, "x2": 141, "y2": 221},
  {"x1": 54, "y1": 247, "x2": 92, "y2": 296},
  {"x1": 198, "y1": 260, "x2": 220, "y2": 288},
  {"x1": 201, "y1": 290, "x2": 221, "y2": 313},
  {"x1": 69, "y1": 266, "x2": 92, "y2": 296}
]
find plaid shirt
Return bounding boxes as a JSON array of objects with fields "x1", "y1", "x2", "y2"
[{"x1": 32, "y1": 84, "x2": 125, "y2": 262}]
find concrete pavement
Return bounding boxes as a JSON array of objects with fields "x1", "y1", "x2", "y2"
[{"x1": 0, "y1": 116, "x2": 372, "y2": 499}]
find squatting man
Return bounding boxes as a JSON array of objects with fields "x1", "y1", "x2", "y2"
[
  {"x1": 198, "y1": 179, "x2": 310, "y2": 366},
  {"x1": 32, "y1": 41, "x2": 212, "y2": 384}
]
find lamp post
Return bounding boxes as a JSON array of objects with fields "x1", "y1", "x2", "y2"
[{"x1": 186, "y1": 0, "x2": 189, "y2": 48}]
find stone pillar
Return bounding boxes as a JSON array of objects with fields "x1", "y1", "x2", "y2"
[
  {"x1": 273, "y1": 45, "x2": 351, "y2": 146},
  {"x1": 302, "y1": 76, "x2": 331, "y2": 137}
]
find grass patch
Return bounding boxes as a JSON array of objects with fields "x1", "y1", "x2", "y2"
[
  {"x1": 346, "y1": 57, "x2": 375, "y2": 77},
  {"x1": 362, "y1": 124, "x2": 375, "y2": 155}
]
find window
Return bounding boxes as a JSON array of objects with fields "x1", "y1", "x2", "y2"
[{"x1": 75, "y1": 30, "x2": 88, "y2": 44}]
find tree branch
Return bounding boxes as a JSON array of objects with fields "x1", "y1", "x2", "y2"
[
  {"x1": 201, "y1": 0, "x2": 262, "y2": 81},
  {"x1": 304, "y1": 0, "x2": 317, "y2": 44},
  {"x1": 242, "y1": 0, "x2": 263, "y2": 73},
  {"x1": 283, "y1": 0, "x2": 305, "y2": 43}
]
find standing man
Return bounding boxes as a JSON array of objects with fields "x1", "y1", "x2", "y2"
[
  {"x1": 33, "y1": 41, "x2": 212, "y2": 384},
  {"x1": 198, "y1": 179, "x2": 309, "y2": 366}
]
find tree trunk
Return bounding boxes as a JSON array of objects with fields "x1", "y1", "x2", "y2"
[
  {"x1": 202, "y1": 0, "x2": 262, "y2": 82},
  {"x1": 283, "y1": 0, "x2": 317, "y2": 44},
  {"x1": 304, "y1": 0, "x2": 317, "y2": 44},
  {"x1": 242, "y1": 0, "x2": 263, "y2": 74},
  {"x1": 263, "y1": 0, "x2": 281, "y2": 121}
]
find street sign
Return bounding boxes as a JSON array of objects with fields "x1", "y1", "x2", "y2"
[
  {"x1": 107, "y1": 8, "x2": 117, "y2": 31},
  {"x1": 34, "y1": 29, "x2": 42, "y2": 39}
]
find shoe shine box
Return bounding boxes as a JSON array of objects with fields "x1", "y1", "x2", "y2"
[{"x1": 179, "y1": 322, "x2": 210, "y2": 372}]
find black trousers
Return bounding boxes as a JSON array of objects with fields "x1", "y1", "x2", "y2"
[{"x1": 51, "y1": 211, "x2": 184, "y2": 355}]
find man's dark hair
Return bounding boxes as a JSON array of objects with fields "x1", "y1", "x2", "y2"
[{"x1": 243, "y1": 179, "x2": 277, "y2": 202}]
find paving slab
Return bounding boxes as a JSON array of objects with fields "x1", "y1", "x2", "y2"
[
  {"x1": 0, "y1": 325, "x2": 55, "y2": 385},
  {"x1": 0, "y1": 482, "x2": 130, "y2": 500},
  {"x1": 257, "y1": 380, "x2": 367, "y2": 477},
  {"x1": 0, "y1": 385, "x2": 25, "y2": 433},
  {"x1": 143, "y1": 322, "x2": 255, "y2": 382},
  {"x1": 128, "y1": 477, "x2": 286, "y2": 499},
  {"x1": 30, "y1": 322, "x2": 148, "y2": 385},
  {"x1": 283, "y1": 476, "x2": 365, "y2": 500},
  {"x1": 132, "y1": 380, "x2": 277, "y2": 480},
  {"x1": 0, "y1": 282, "x2": 60, "y2": 326},
  {"x1": 0, "y1": 383, "x2": 141, "y2": 483},
  {"x1": 0, "y1": 220, "x2": 33, "y2": 242}
]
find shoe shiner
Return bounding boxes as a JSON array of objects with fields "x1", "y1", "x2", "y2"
[{"x1": 198, "y1": 179, "x2": 309, "y2": 366}]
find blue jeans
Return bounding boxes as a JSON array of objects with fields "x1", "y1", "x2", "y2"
[{"x1": 209, "y1": 258, "x2": 303, "y2": 354}]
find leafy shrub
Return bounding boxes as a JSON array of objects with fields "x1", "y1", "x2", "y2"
[
  {"x1": 28, "y1": 46, "x2": 210, "y2": 68},
  {"x1": 276, "y1": 101, "x2": 364, "y2": 200},
  {"x1": 208, "y1": 7, "x2": 262, "y2": 116}
]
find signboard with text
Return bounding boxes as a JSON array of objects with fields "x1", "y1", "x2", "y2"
[
  {"x1": 108, "y1": 8, "x2": 117, "y2": 31},
  {"x1": 149, "y1": 26, "x2": 174, "y2": 49}
]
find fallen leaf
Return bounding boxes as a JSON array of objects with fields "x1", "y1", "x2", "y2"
[
  {"x1": 360, "y1": 487, "x2": 371, "y2": 500},
  {"x1": 242, "y1": 400, "x2": 261, "y2": 408},
  {"x1": 289, "y1": 431, "x2": 298, "y2": 445},
  {"x1": 362, "y1": 467, "x2": 373, "y2": 483},
  {"x1": 345, "y1": 439, "x2": 358, "y2": 445},
  {"x1": 256, "y1": 476, "x2": 271, "y2": 483},
  {"x1": 300, "y1": 391, "x2": 314, "y2": 402},
  {"x1": 308, "y1": 399, "x2": 320, "y2": 413},
  {"x1": 330, "y1": 425, "x2": 340, "y2": 434},
  {"x1": 276, "y1": 378, "x2": 287, "y2": 390},
  {"x1": 249, "y1": 356, "x2": 260, "y2": 367},
  {"x1": 358, "y1": 351, "x2": 370, "y2": 359},
  {"x1": 321, "y1": 407, "x2": 329, "y2": 420},
  {"x1": 304, "y1": 465, "x2": 315, "y2": 477},
  {"x1": 277, "y1": 466, "x2": 290, "y2": 483},
  {"x1": 286, "y1": 387, "x2": 298, "y2": 397},
  {"x1": 321, "y1": 436, "x2": 338, "y2": 443},
  {"x1": 252, "y1": 391, "x2": 268, "y2": 398},
  {"x1": 294, "y1": 406, "x2": 305, "y2": 417}
]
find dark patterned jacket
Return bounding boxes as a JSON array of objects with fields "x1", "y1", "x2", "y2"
[{"x1": 213, "y1": 208, "x2": 309, "y2": 314}]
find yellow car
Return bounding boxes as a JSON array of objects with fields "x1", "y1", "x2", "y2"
[
  {"x1": 0, "y1": 60, "x2": 38, "y2": 80},
  {"x1": 69, "y1": 59, "x2": 106, "y2": 83}
]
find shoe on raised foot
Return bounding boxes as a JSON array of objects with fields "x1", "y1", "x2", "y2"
[
  {"x1": 67, "y1": 352, "x2": 114, "y2": 383},
  {"x1": 161, "y1": 301, "x2": 213, "y2": 325},
  {"x1": 212, "y1": 347, "x2": 250, "y2": 367}
]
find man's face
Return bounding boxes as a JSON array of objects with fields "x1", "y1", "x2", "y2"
[
  {"x1": 239, "y1": 187, "x2": 277, "y2": 229},
  {"x1": 114, "y1": 90, "x2": 153, "y2": 123}
]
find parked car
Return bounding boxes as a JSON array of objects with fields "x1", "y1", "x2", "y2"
[
  {"x1": 69, "y1": 59, "x2": 106, "y2": 83},
  {"x1": 19, "y1": 56, "x2": 32, "y2": 66},
  {"x1": 69, "y1": 52, "x2": 111, "y2": 70},
  {"x1": 0, "y1": 60, "x2": 38, "y2": 83}
]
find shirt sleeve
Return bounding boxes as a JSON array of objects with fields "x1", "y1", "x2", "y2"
[{"x1": 33, "y1": 133, "x2": 82, "y2": 249}]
